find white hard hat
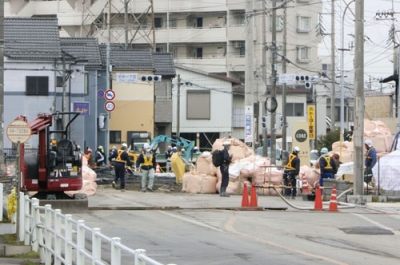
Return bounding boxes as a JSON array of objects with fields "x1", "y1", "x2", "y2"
[
  {"x1": 365, "y1": 139, "x2": 372, "y2": 147},
  {"x1": 293, "y1": 146, "x2": 300, "y2": 154},
  {"x1": 112, "y1": 146, "x2": 117, "y2": 150},
  {"x1": 181, "y1": 148, "x2": 185, "y2": 151},
  {"x1": 144, "y1": 143, "x2": 151, "y2": 150},
  {"x1": 223, "y1": 141, "x2": 231, "y2": 146},
  {"x1": 122, "y1": 143, "x2": 127, "y2": 148}
]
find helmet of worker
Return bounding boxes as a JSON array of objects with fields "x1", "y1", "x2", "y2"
[
  {"x1": 121, "y1": 143, "x2": 128, "y2": 148},
  {"x1": 167, "y1": 145, "x2": 172, "y2": 150},
  {"x1": 364, "y1": 139, "x2": 373, "y2": 147},
  {"x1": 293, "y1": 146, "x2": 300, "y2": 154},
  {"x1": 112, "y1": 146, "x2": 117, "y2": 150},
  {"x1": 87, "y1": 147, "x2": 92, "y2": 153},
  {"x1": 320, "y1": 147, "x2": 328, "y2": 154},
  {"x1": 143, "y1": 143, "x2": 151, "y2": 151},
  {"x1": 194, "y1": 146, "x2": 199, "y2": 151},
  {"x1": 223, "y1": 141, "x2": 231, "y2": 146},
  {"x1": 98, "y1": 145, "x2": 103, "y2": 150},
  {"x1": 332, "y1": 153, "x2": 340, "y2": 160},
  {"x1": 181, "y1": 148, "x2": 185, "y2": 152},
  {"x1": 172, "y1": 147, "x2": 177, "y2": 152}
]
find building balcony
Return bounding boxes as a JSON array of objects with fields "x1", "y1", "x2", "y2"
[
  {"x1": 227, "y1": 55, "x2": 245, "y2": 72},
  {"x1": 227, "y1": 25, "x2": 246, "y2": 40},
  {"x1": 227, "y1": 0, "x2": 246, "y2": 10},
  {"x1": 7, "y1": 0, "x2": 75, "y2": 17},
  {"x1": 155, "y1": 27, "x2": 227, "y2": 44},
  {"x1": 174, "y1": 58, "x2": 226, "y2": 73}
]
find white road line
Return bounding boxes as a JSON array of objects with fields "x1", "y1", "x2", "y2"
[
  {"x1": 353, "y1": 214, "x2": 400, "y2": 235},
  {"x1": 159, "y1": 211, "x2": 224, "y2": 232}
]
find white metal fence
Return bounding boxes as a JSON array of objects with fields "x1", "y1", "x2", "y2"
[{"x1": 6, "y1": 188, "x2": 177, "y2": 265}]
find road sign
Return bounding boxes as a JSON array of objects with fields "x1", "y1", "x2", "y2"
[
  {"x1": 105, "y1": 90, "x2": 115, "y2": 100},
  {"x1": 6, "y1": 120, "x2": 32, "y2": 144},
  {"x1": 308, "y1": 106, "x2": 315, "y2": 139},
  {"x1": 73, "y1": 101, "x2": 90, "y2": 116},
  {"x1": 279, "y1": 74, "x2": 296, "y2": 84},
  {"x1": 104, "y1": 101, "x2": 115, "y2": 112},
  {"x1": 97, "y1": 90, "x2": 105, "y2": 98},
  {"x1": 295, "y1": 129, "x2": 308, "y2": 143}
]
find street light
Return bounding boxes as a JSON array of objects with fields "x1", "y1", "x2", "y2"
[{"x1": 340, "y1": 0, "x2": 355, "y2": 158}]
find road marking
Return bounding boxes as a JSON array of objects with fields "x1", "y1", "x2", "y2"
[
  {"x1": 353, "y1": 214, "x2": 400, "y2": 236},
  {"x1": 159, "y1": 211, "x2": 223, "y2": 232},
  {"x1": 225, "y1": 213, "x2": 349, "y2": 265}
]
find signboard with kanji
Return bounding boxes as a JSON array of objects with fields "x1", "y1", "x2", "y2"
[
  {"x1": 307, "y1": 105, "x2": 315, "y2": 139},
  {"x1": 73, "y1": 102, "x2": 90, "y2": 116},
  {"x1": 7, "y1": 120, "x2": 32, "y2": 144}
]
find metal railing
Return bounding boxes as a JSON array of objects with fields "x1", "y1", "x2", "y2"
[{"x1": 11, "y1": 192, "x2": 177, "y2": 265}]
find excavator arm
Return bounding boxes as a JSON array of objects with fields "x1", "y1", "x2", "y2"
[{"x1": 150, "y1": 135, "x2": 195, "y2": 161}]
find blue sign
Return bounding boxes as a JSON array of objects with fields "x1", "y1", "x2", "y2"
[
  {"x1": 73, "y1": 102, "x2": 90, "y2": 116},
  {"x1": 97, "y1": 90, "x2": 105, "y2": 98}
]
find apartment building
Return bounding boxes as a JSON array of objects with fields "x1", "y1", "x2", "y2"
[
  {"x1": 5, "y1": 0, "x2": 322, "y2": 81},
  {"x1": 5, "y1": 0, "x2": 324, "y2": 145}
]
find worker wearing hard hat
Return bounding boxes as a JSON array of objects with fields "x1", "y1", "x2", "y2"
[
  {"x1": 109, "y1": 143, "x2": 132, "y2": 192},
  {"x1": 283, "y1": 147, "x2": 301, "y2": 199},
  {"x1": 220, "y1": 141, "x2": 232, "y2": 197},
  {"x1": 318, "y1": 147, "x2": 338, "y2": 187},
  {"x1": 136, "y1": 143, "x2": 156, "y2": 192},
  {"x1": 165, "y1": 146, "x2": 173, "y2": 173},
  {"x1": 95, "y1": 145, "x2": 106, "y2": 166},
  {"x1": 364, "y1": 139, "x2": 377, "y2": 186}
]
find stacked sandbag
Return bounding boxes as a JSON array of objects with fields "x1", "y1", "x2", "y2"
[
  {"x1": 65, "y1": 155, "x2": 98, "y2": 197},
  {"x1": 183, "y1": 137, "x2": 287, "y2": 196}
]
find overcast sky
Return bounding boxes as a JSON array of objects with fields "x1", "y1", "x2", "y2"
[{"x1": 318, "y1": 0, "x2": 400, "y2": 92}]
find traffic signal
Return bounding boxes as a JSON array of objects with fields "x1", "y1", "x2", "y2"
[
  {"x1": 262, "y1": 115, "x2": 268, "y2": 129},
  {"x1": 278, "y1": 114, "x2": 284, "y2": 129},
  {"x1": 140, "y1": 75, "x2": 162, "y2": 82},
  {"x1": 295, "y1": 75, "x2": 312, "y2": 89}
]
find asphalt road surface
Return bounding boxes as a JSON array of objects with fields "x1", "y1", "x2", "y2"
[{"x1": 72, "y1": 188, "x2": 400, "y2": 265}]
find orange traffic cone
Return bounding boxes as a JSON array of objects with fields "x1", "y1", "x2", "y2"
[
  {"x1": 302, "y1": 176, "x2": 310, "y2": 194},
  {"x1": 155, "y1": 163, "x2": 161, "y2": 173},
  {"x1": 241, "y1": 184, "x2": 249, "y2": 207},
  {"x1": 249, "y1": 183, "x2": 258, "y2": 207},
  {"x1": 314, "y1": 184, "x2": 323, "y2": 211},
  {"x1": 6, "y1": 167, "x2": 11, "y2": 177},
  {"x1": 329, "y1": 184, "x2": 338, "y2": 212}
]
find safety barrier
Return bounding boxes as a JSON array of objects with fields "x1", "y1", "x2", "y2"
[{"x1": 13, "y1": 193, "x2": 177, "y2": 265}]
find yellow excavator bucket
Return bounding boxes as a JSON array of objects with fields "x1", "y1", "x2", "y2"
[{"x1": 171, "y1": 152, "x2": 185, "y2": 183}]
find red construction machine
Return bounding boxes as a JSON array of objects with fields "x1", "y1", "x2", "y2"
[{"x1": 16, "y1": 112, "x2": 83, "y2": 199}]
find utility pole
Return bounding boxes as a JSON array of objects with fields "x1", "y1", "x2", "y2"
[
  {"x1": 176, "y1": 74, "x2": 181, "y2": 137},
  {"x1": 270, "y1": 0, "x2": 277, "y2": 165},
  {"x1": 124, "y1": 0, "x2": 129, "y2": 49},
  {"x1": 353, "y1": 0, "x2": 364, "y2": 196},
  {"x1": 245, "y1": 0, "x2": 254, "y2": 148},
  {"x1": 262, "y1": 0, "x2": 267, "y2": 156},
  {"x1": 330, "y1": 0, "x2": 336, "y2": 131},
  {"x1": 282, "y1": 1, "x2": 288, "y2": 152},
  {"x1": 0, "y1": 0, "x2": 4, "y2": 171},
  {"x1": 105, "y1": 43, "x2": 111, "y2": 159}
]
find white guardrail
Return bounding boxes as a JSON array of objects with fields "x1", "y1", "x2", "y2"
[{"x1": 7, "y1": 188, "x2": 177, "y2": 265}]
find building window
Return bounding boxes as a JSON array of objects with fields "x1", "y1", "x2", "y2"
[
  {"x1": 187, "y1": 90, "x2": 210, "y2": 120},
  {"x1": 26, "y1": 76, "x2": 49, "y2": 96},
  {"x1": 170, "y1": 18, "x2": 177, "y2": 28},
  {"x1": 297, "y1": 46, "x2": 311, "y2": 61},
  {"x1": 110, "y1": 131, "x2": 121, "y2": 143},
  {"x1": 286, "y1": 103, "x2": 304, "y2": 117},
  {"x1": 269, "y1": 16, "x2": 284, "y2": 31},
  {"x1": 233, "y1": 108, "x2": 245, "y2": 128},
  {"x1": 297, "y1": 16, "x2": 311, "y2": 32},
  {"x1": 154, "y1": 17, "x2": 163, "y2": 28},
  {"x1": 56, "y1": 76, "x2": 63, "y2": 87}
]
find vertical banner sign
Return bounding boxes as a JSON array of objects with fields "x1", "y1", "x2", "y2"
[
  {"x1": 245, "y1": 105, "x2": 253, "y2": 145},
  {"x1": 307, "y1": 106, "x2": 315, "y2": 139},
  {"x1": 293, "y1": 121, "x2": 310, "y2": 166}
]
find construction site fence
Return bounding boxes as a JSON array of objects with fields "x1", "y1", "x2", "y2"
[{"x1": 7, "y1": 188, "x2": 177, "y2": 265}]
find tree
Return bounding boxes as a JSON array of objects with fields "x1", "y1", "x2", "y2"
[{"x1": 316, "y1": 129, "x2": 350, "y2": 151}]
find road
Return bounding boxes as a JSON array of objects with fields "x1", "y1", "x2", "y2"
[{"x1": 73, "y1": 188, "x2": 400, "y2": 265}]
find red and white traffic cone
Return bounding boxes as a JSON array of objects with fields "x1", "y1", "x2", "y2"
[{"x1": 329, "y1": 184, "x2": 339, "y2": 212}]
